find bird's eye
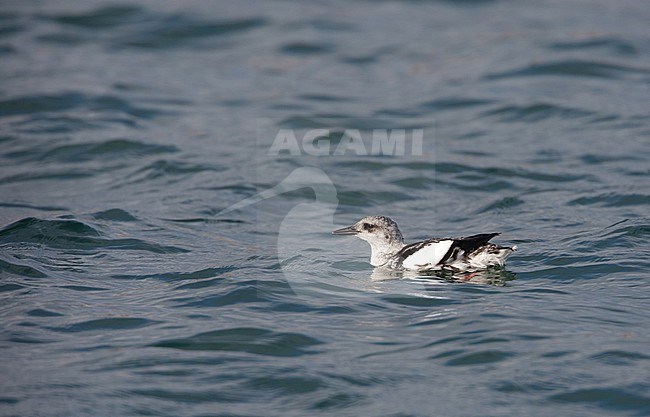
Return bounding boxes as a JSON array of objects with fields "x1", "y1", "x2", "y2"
[{"x1": 362, "y1": 223, "x2": 375, "y2": 231}]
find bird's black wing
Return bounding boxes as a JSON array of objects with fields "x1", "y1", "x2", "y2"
[
  {"x1": 437, "y1": 233, "x2": 500, "y2": 264},
  {"x1": 396, "y1": 233, "x2": 500, "y2": 268}
]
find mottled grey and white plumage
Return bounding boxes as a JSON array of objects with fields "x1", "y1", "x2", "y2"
[{"x1": 332, "y1": 215, "x2": 516, "y2": 271}]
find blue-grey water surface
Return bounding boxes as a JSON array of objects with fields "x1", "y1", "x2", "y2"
[{"x1": 1, "y1": 1, "x2": 650, "y2": 416}]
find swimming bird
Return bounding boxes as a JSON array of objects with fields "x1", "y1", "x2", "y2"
[{"x1": 332, "y1": 215, "x2": 516, "y2": 271}]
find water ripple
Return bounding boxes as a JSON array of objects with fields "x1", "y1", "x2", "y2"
[
  {"x1": 481, "y1": 103, "x2": 595, "y2": 122},
  {"x1": 116, "y1": 160, "x2": 226, "y2": 187},
  {"x1": 549, "y1": 37, "x2": 638, "y2": 56},
  {"x1": 0, "y1": 217, "x2": 189, "y2": 253},
  {"x1": 111, "y1": 266, "x2": 238, "y2": 282},
  {"x1": 3, "y1": 139, "x2": 178, "y2": 164},
  {"x1": 548, "y1": 387, "x2": 650, "y2": 415},
  {"x1": 476, "y1": 196, "x2": 525, "y2": 214},
  {"x1": 46, "y1": 5, "x2": 145, "y2": 29},
  {"x1": 378, "y1": 97, "x2": 494, "y2": 118},
  {"x1": 92, "y1": 208, "x2": 138, "y2": 222},
  {"x1": 0, "y1": 92, "x2": 166, "y2": 119},
  {"x1": 119, "y1": 16, "x2": 268, "y2": 49},
  {"x1": 172, "y1": 284, "x2": 261, "y2": 308},
  {"x1": 568, "y1": 193, "x2": 650, "y2": 208},
  {"x1": 486, "y1": 59, "x2": 650, "y2": 80},
  {"x1": 590, "y1": 350, "x2": 650, "y2": 366},
  {"x1": 0, "y1": 258, "x2": 47, "y2": 278},
  {"x1": 280, "y1": 42, "x2": 333, "y2": 55},
  {"x1": 439, "y1": 350, "x2": 515, "y2": 366},
  {"x1": 380, "y1": 294, "x2": 457, "y2": 308},
  {"x1": 49, "y1": 317, "x2": 158, "y2": 333},
  {"x1": 152, "y1": 328, "x2": 323, "y2": 357}
]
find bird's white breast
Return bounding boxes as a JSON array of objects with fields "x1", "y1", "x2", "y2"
[{"x1": 401, "y1": 240, "x2": 453, "y2": 270}]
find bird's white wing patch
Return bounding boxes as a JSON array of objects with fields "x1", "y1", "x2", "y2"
[{"x1": 401, "y1": 240, "x2": 453, "y2": 270}]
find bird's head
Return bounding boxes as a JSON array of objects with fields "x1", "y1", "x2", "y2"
[{"x1": 332, "y1": 215, "x2": 403, "y2": 247}]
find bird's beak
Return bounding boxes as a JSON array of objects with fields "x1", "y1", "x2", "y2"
[{"x1": 332, "y1": 225, "x2": 358, "y2": 235}]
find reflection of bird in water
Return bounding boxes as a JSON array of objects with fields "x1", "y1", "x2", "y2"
[
  {"x1": 333, "y1": 215, "x2": 517, "y2": 272},
  {"x1": 369, "y1": 267, "x2": 518, "y2": 286}
]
